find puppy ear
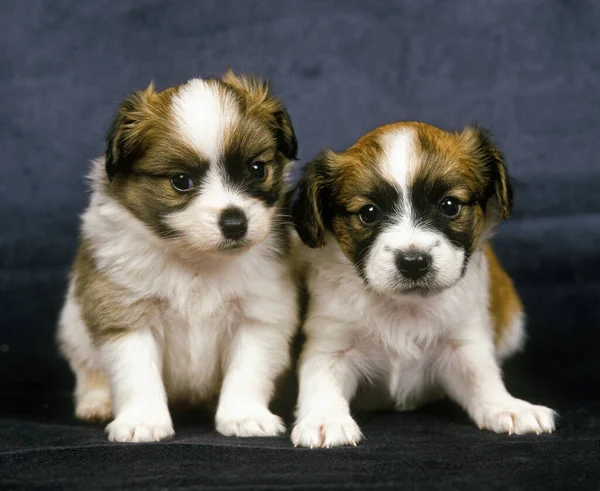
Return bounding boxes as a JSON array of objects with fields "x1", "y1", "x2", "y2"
[
  {"x1": 222, "y1": 69, "x2": 298, "y2": 160},
  {"x1": 105, "y1": 82, "x2": 157, "y2": 181},
  {"x1": 291, "y1": 155, "x2": 332, "y2": 248},
  {"x1": 462, "y1": 125, "x2": 513, "y2": 220}
]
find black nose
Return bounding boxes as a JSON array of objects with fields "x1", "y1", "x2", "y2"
[
  {"x1": 219, "y1": 207, "x2": 248, "y2": 241},
  {"x1": 396, "y1": 251, "x2": 432, "y2": 280}
]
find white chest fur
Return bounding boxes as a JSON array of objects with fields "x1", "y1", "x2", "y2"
[{"x1": 303, "y1": 239, "x2": 490, "y2": 408}]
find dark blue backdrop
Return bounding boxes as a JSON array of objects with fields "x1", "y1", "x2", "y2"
[{"x1": 2, "y1": 0, "x2": 599, "y2": 387}]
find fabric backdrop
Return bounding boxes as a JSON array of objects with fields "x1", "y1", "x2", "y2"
[{"x1": 1, "y1": 1, "x2": 599, "y2": 489}]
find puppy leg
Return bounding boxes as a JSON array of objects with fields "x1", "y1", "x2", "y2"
[
  {"x1": 436, "y1": 339, "x2": 556, "y2": 435},
  {"x1": 74, "y1": 368, "x2": 112, "y2": 422},
  {"x1": 291, "y1": 329, "x2": 364, "y2": 448},
  {"x1": 58, "y1": 287, "x2": 112, "y2": 421},
  {"x1": 215, "y1": 322, "x2": 291, "y2": 437},
  {"x1": 101, "y1": 329, "x2": 174, "y2": 442}
]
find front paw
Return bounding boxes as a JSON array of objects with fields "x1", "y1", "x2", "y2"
[
  {"x1": 291, "y1": 415, "x2": 363, "y2": 448},
  {"x1": 106, "y1": 413, "x2": 174, "y2": 443},
  {"x1": 472, "y1": 398, "x2": 557, "y2": 435},
  {"x1": 216, "y1": 406, "x2": 286, "y2": 437}
]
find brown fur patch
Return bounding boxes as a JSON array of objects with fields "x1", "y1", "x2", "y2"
[
  {"x1": 73, "y1": 241, "x2": 161, "y2": 345},
  {"x1": 222, "y1": 70, "x2": 298, "y2": 160},
  {"x1": 412, "y1": 122, "x2": 489, "y2": 192},
  {"x1": 485, "y1": 245, "x2": 523, "y2": 348}
]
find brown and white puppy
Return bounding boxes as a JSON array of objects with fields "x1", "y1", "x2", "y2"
[
  {"x1": 57, "y1": 71, "x2": 300, "y2": 442},
  {"x1": 290, "y1": 122, "x2": 556, "y2": 448}
]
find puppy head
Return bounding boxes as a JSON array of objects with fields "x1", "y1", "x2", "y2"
[
  {"x1": 292, "y1": 122, "x2": 512, "y2": 297},
  {"x1": 103, "y1": 71, "x2": 297, "y2": 257}
]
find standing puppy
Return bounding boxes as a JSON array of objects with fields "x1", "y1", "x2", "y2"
[
  {"x1": 57, "y1": 71, "x2": 299, "y2": 442},
  {"x1": 291, "y1": 122, "x2": 556, "y2": 448}
]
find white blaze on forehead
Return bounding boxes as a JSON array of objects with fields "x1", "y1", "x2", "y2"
[
  {"x1": 171, "y1": 79, "x2": 240, "y2": 163},
  {"x1": 379, "y1": 127, "x2": 419, "y2": 202}
]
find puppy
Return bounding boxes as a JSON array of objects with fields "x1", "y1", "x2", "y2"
[
  {"x1": 290, "y1": 122, "x2": 556, "y2": 448},
  {"x1": 57, "y1": 71, "x2": 300, "y2": 442}
]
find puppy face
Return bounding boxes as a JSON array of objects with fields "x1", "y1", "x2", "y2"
[
  {"x1": 104, "y1": 71, "x2": 297, "y2": 257},
  {"x1": 293, "y1": 122, "x2": 512, "y2": 297}
]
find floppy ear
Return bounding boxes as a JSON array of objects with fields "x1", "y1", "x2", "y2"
[
  {"x1": 222, "y1": 69, "x2": 298, "y2": 160},
  {"x1": 462, "y1": 125, "x2": 513, "y2": 221},
  {"x1": 291, "y1": 157, "x2": 331, "y2": 248},
  {"x1": 105, "y1": 83, "x2": 157, "y2": 181}
]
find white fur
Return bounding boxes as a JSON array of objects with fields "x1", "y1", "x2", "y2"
[
  {"x1": 172, "y1": 78, "x2": 239, "y2": 164},
  {"x1": 166, "y1": 165, "x2": 273, "y2": 253},
  {"x1": 365, "y1": 221, "x2": 465, "y2": 294},
  {"x1": 292, "y1": 236, "x2": 555, "y2": 448},
  {"x1": 379, "y1": 128, "x2": 416, "y2": 199},
  {"x1": 102, "y1": 328, "x2": 174, "y2": 442},
  {"x1": 59, "y1": 154, "x2": 297, "y2": 442}
]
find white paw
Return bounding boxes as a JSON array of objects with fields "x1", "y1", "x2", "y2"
[
  {"x1": 291, "y1": 415, "x2": 363, "y2": 448},
  {"x1": 106, "y1": 412, "x2": 174, "y2": 443},
  {"x1": 216, "y1": 407, "x2": 286, "y2": 437},
  {"x1": 472, "y1": 398, "x2": 557, "y2": 435},
  {"x1": 76, "y1": 389, "x2": 112, "y2": 422}
]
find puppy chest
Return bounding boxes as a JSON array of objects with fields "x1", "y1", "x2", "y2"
[
  {"x1": 363, "y1": 304, "x2": 447, "y2": 397},
  {"x1": 370, "y1": 335, "x2": 443, "y2": 409},
  {"x1": 161, "y1": 298, "x2": 243, "y2": 399}
]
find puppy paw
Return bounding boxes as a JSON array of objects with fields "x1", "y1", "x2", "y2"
[
  {"x1": 76, "y1": 389, "x2": 112, "y2": 422},
  {"x1": 291, "y1": 415, "x2": 363, "y2": 448},
  {"x1": 472, "y1": 398, "x2": 557, "y2": 435},
  {"x1": 216, "y1": 406, "x2": 286, "y2": 437},
  {"x1": 106, "y1": 415, "x2": 174, "y2": 443}
]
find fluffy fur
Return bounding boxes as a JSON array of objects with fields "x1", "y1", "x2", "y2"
[
  {"x1": 57, "y1": 71, "x2": 300, "y2": 442},
  {"x1": 290, "y1": 122, "x2": 557, "y2": 448}
]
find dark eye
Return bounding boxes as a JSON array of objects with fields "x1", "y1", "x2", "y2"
[
  {"x1": 170, "y1": 173, "x2": 194, "y2": 192},
  {"x1": 439, "y1": 197, "x2": 461, "y2": 217},
  {"x1": 358, "y1": 204, "x2": 380, "y2": 225},
  {"x1": 250, "y1": 161, "x2": 267, "y2": 180}
]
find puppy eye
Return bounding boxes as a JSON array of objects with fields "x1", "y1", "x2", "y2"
[
  {"x1": 250, "y1": 161, "x2": 267, "y2": 180},
  {"x1": 439, "y1": 197, "x2": 461, "y2": 217},
  {"x1": 358, "y1": 204, "x2": 380, "y2": 225},
  {"x1": 170, "y1": 173, "x2": 195, "y2": 192}
]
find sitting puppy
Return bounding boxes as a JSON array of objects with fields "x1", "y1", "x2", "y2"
[
  {"x1": 57, "y1": 71, "x2": 299, "y2": 442},
  {"x1": 290, "y1": 122, "x2": 556, "y2": 448}
]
